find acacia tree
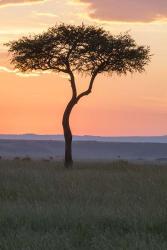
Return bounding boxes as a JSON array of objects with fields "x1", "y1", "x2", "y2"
[{"x1": 6, "y1": 24, "x2": 151, "y2": 167}]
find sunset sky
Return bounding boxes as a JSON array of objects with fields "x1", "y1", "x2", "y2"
[{"x1": 0, "y1": 0, "x2": 167, "y2": 136}]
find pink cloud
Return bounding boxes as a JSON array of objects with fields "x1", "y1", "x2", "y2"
[
  {"x1": 0, "y1": 0, "x2": 45, "y2": 7},
  {"x1": 77, "y1": 0, "x2": 167, "y2": 22}
]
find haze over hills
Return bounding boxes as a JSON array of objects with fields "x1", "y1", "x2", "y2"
[
  {"x1": 0, "y1": 134, "x2": 167, "y2": 161},
  {"x1": 0, "y1": 134, "x2": 167, "y2": 143}
]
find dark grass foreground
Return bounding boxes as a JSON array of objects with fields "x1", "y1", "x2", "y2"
[{"x1": 0, "y1": 160, "x2": 167, "y2": 250}]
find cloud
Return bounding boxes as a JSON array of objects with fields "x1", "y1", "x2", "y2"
[
  {"x1": 0, "y1": 0, "x2": 45, "y2": 8},
  {"x1": 34, "y1": 11, "x2": 58, "y2": 17},
  {"x1": 75, "y1": 0, "x2": 167, "y2": 22},
  {"x1": 0, "y1": 65, "x2": 70, "y2": 79},
  {"x1": 0, "y1": 66, "x2": 40, "y2": 77}
]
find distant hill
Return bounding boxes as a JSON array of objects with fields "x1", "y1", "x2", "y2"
[{"x1": 0, "y1": 134, "x2": 167, "y2": 143}]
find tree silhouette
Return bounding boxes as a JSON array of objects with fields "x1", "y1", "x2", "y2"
[{"x1": 6, "y1": 24, "x2": 151, "y2": 167}]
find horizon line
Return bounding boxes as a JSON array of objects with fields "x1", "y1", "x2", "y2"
[{"x1": 0, "y1": 133, "x2": 166, "y2": 137}]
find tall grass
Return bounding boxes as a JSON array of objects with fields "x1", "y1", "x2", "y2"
[{"x1": 0, "y1": 159, "x2": 167, "y2": 249}]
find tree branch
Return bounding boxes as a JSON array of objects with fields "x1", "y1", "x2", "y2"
[
  {"x1": 76, "y1": 73, "x2": 97, "y2": 103},
  {"x1": 47, "y1": 57, "x2": 68, "y2": 73},
  {"x1": 64, "y1": 59, "x2": 77, "y2": 99},
  {"x1": 68, "y1": 69, "x2": 77, "y2": 99}
]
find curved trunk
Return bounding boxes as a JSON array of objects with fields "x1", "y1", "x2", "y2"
[
  {"x1": 62, "y1": 98, "x2": 76, "y2": 168},
  {"x1": 62, "y1": 73, "x2": 96, "y2": 168}
]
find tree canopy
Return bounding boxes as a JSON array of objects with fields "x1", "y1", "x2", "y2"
[{"x1": 6, "y1": 24, "x2": 150, "y2": 78}]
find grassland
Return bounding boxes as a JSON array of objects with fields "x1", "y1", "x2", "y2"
[{"x1": 0, "y1": 159, "x2": 167, "y2": 249}]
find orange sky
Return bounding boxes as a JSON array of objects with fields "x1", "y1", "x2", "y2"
[{"x1": 0, "y1": 0, "x2": 167, "y2": 136}]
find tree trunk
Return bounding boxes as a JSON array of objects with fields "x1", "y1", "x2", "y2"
[{"x1": 62, "y1": 98, "x2": 76, "y2": 168}]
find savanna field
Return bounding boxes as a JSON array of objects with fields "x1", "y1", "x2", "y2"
[{"x1": 0, "y1": 160, "x2": 167, "y2": 250}]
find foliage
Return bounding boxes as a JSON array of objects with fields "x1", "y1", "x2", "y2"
[{"x1": 6, "y1": 24, "x2": 151, "y2": 77}]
